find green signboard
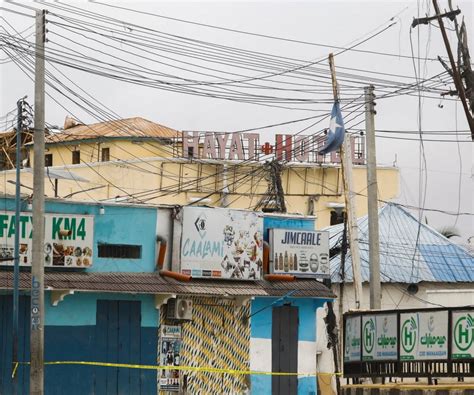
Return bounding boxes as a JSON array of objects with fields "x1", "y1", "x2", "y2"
[
  {"x1": 452, "y1": 311, "x2": 474, "y2": 359},
  {"x1": 362, "y1": 314, "x2": 397, "y2": 361},
  {"x1": 400, "y1": 311, "x2": 448, "y2": 361},
  {"x1": 344, "y1": 315, "x2": 361, "y2": 362}
]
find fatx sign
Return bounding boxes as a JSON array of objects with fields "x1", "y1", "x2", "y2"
[
  {"x1": 0, "y1": 211, "x2": 94, "y2": 269},
  {"x1": 182, "y1": 132, "x2": 365, "y2": 164}
]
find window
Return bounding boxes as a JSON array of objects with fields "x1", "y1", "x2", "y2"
[
  {"x1": 101, "y1": 147, "x2": 110, "y2": 162},
  {"x1": 187, "y1": 146, "x2": 194, "y2": 158},
  {"x1": 330, "y1": 210, "x2": 345, "y2": 226},
  {"x1": 98, "y1": 243, "x2": 142, "y2": 259},
  {"x1": 45, "y1": 154, "x2": 53, "y2": 167},
  {"x1": 72, "y1": 150, "x2": 80, "y2": 164}
]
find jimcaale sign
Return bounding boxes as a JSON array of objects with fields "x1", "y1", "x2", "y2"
[
  {"x1": 269, "y1": 229, "x2": 329, "y2": 278},
  {"x1": 182, "y1": 131, "x2": 365, "y2": 164}
]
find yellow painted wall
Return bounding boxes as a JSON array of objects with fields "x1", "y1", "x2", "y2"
[
  {"x1": 1, "y1": 153, "x2": 399, "y2": 229},
  {"x1": 29, "y1": 139, "x2": 177, "y2": 167}
]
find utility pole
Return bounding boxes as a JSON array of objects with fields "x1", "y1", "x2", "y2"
[
  {"x1": 329, "y1": 53, "x2": 363, "y2": 309},
  {"x1": 31, "y1": 9, "x2": 46, "y2": 394},
  {"x1": 13, "y1": 97, "x2": 25, "y2": 394},
  {"x1": 430, "y1": 0, "x2": 474, "y2": 138},
  {"x1": 365, "y1": 86, "x2": 381, "y2": 310}
]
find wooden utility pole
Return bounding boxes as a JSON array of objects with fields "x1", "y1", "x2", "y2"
[
  {"x1": 31, "y1": 9, "x2": 46, "y2": 394},
  {"x1": 432, "y1": 0, "x2": 474, "y2": 138},
  {"x1": 328, "y1": 53, "x2": 363, "y2": 309},
  {"x1": 364, "y1": 86, "x2": 381, "y2": 310}
]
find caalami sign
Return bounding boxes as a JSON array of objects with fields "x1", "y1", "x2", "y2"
[{"x1": 0, "y1": 211, "x2": 94, "y2": 268}]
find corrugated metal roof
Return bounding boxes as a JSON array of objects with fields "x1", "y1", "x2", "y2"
[
  {"x1": 44, "y1": 117, "x2": 181, "y2": 144},
  {"x1": 326, "y1": 203, "x2": 474, "y2": 284},
  {"x1": 0, "y1": 272, "x2": 335, "y2": 298}
]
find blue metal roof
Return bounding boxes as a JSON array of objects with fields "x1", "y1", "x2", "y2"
[{"x1": 326, "y1": 203, "x2": 474, "y2": 283}]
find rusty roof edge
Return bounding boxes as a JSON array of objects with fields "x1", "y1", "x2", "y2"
[{"x1": 0, "y1": 272, "x2": 335, "y2": 299}]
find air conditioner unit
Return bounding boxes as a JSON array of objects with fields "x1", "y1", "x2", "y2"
[{"x1": 167, "y1": 298, "x2": 193, "y2": 321}]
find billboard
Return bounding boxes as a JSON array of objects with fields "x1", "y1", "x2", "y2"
[
  {"x1": 0, "y1": 211, "x2": 94, "y2": 268},
  {"x1": 344, "y1": 315, "x2": 361, "y2": 362},
  {"x1": 399, "y1": 311, "x2": 448, "y2": 361},
  {"x1": 362, "y1": 314, "x2": 397, "y2": 361},
  {"x1": 179, "y1": 207, "x2": 263, "y2": 280},
  {"x1": 451, "y1": 310, "x2": 474, "y2": 359},
  {"x1": 269, "y1": 228, "x2": 329, "y2": 278}
]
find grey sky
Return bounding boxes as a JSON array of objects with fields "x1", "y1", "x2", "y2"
[{"x1": 1, "y1": 0, "x2": 472, "y2": 242}]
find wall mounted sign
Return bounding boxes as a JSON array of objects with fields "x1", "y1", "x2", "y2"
[
  {"x1": 362, "y1": 314, "x2": 397, "y2": 361},
  {"x1": 269, "y1": 228, "x2": 329, "y2": 278},
  {"x1": 451, "y1": 310, "x2": 474, "y2": 359},
  {"x1": 344, "y1": 315, "x2": 361, "y2": 362},
  {"x1": 159, "y1": 325, "x2": 182, "y2": 392},
  {"x1": 400, "y1": 311, "x2": 448, "y2": 361},
  {"x1": 179, "y1": 207, "x2": 263, "y2": 280},
  {"x1": 0, "y1": 211, "x2": 94, "y2": 268},
  {"x1": 182, "y1": 132, "x2": 365, "y2": 164}
]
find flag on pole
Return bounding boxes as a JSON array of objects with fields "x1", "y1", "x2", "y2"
[{"x1": 318, "y1": 102, "x2": 346, "y2": 155}]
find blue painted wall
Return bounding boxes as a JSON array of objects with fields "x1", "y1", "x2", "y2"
[
  {"x1": 250, "y1": 296, "x2": 329, "y2": 395},
  {"x1": 1, "y1": 198, "x2": 158, "y2": 273},
  {"x1": 263, "y1": 215, "x2": 315, "y2": 242},
  {"x1": 0, "y1": 294, "x2": 159, "y2": 395}
]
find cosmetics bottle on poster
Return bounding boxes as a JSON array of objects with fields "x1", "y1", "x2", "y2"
[
  {"x1": 284, "y1": 251, "x2": 289, "y2": 272},
  {"x1": 289, "y1": 254, "x2": 293, "y2": 270},
  {"x1": 279, "y1": 253, "x2": 283, "y2": 270}
]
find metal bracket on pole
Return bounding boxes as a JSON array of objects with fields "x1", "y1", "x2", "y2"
[
  {"x1": 154, "y1": 294, "x2": 176, "y2": 309},
  {"x1": 50, "y1": 290, "x2": 75, "y2": 307}
]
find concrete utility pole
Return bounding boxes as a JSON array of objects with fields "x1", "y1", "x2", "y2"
[
  {"x1": 13, "y1": 97, "x2": 26, "y2": 395},
  {"x1": 31, "y1": 9, "x2": 46, "y2": 394},
  {"x1": 364, "y1": 86, "x2": 381, "y2": 310},
  {"x1": 328, "y1": 53, "x2": 364, "y2": 309}
]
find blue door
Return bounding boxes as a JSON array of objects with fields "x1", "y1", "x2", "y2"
[{"x1": 95, "y1": 300, "x2": 157, "y2": 395}]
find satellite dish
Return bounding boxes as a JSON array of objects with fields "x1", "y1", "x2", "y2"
[{"x1": 407, "y1": 283, "x2": 419, "y2": 295}]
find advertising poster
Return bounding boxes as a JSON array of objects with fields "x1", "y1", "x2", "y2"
[
  {"x1": 451, "y1": 310, "x2": 474, "y2": 359},
  {"x1": 400, "y1": 311, "x2": 448, "y2": 361},
  {"x1": 159, "y1": 325, "x2": 182, "y2": 392},
  {"x1": 269, "y1": 228, "x2": 329, "y2": 278},
  {"x1": 362, "y1": 314, "x2": 397, "y2": 361},
  {"x1": 344, "y1": 315, "x2": 361, "y2": 362},
  {"x1": 0, "y1": 211, "x2": 94, "y2": 268},
  {"x1": 180, "y1": 207, "x2": 263, "y2": 280}
]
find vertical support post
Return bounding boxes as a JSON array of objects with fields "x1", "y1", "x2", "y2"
[
  {"x1": 328, "y1": 53, "x2": 364, "y2": 309},
  {"x1": 31, "y1": 9, "x2": 46, "y2": 395},
  {"x1": 12, "y1": 98, "x2": 23, "y2": 394},
  {"x1": 365, "y1": 86, "x2": 381, "y2": 310}
]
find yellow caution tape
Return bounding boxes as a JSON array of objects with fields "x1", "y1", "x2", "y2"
[{"x1": 12, "y1": 361, "x2": 341, "y2": 378}]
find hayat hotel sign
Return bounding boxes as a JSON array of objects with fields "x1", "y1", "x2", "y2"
[
  {"x1": 182, "y1": 131, "x2": 365, "y2": 164},
  {"x1": 269, "y1": 229, "x2": 329, "y2": 278},
  {"x1": 0, "y1": 211, "x2": 94, "y2": 268}
]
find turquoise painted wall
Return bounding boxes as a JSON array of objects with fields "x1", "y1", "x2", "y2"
[
  {"x1": 45, "y1": 292, "x2": 158, "y2": 327},
  {"x1": 1, "y1": 198, "x2": 158, "y2": 272},
  {"x1": 250, "y1": 296, "x2": 330, "y2": 395}
]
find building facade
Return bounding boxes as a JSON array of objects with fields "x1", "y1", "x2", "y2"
[
  {"x1": 0, "y1": 116, "x2": 400, "y2": 228},
  {"x1": 0, "y1": 195, "x2": 335, "y2": 394}
]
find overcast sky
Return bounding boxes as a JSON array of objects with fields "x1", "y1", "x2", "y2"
[{"x1": 1, "y1": 0, "x2": 472, "y2": 243}]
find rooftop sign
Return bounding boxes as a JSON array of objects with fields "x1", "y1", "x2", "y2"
[{"x1": 182, "y1": 132, "x2": 365, "y2": 164}]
